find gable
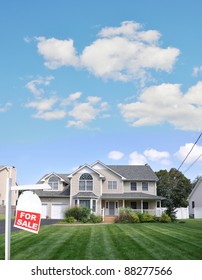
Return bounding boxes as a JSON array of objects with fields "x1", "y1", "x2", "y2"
[
  {"x1": 67, "y1": 164, "x2": 105, "y2": 179},
  {"x1": 188, "y1": 178, "x2": 202, "y2": 200},
  {"x1": 91, "y1": 160, "x2": 125, "y2": 179}
]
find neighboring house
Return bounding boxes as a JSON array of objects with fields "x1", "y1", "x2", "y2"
[
  {"x1": 36, "y1": 160, "x2": 164, "y2": 220},
  {"x1": 188, "y1": 178, "x2": 202, "y2": 218},
  {"x1": 0, "y1": 166, "x2": 18, "y2": 215}
]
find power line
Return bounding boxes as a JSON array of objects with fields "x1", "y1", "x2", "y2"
[
  {"x1": 177, "y1": 132, "x2": 202, "y2": 171},
  {"x1": 183, "y1": 153, "x2": 202, "y2": 174}
]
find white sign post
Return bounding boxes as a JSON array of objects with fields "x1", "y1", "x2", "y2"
[{"x1": 5, "y1": 179, "x2": 50, "y2": 260}]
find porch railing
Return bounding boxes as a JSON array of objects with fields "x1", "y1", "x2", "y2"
[
  {"x1": 101, "y1": 208, "x2": 165, "y2": 218},
  {"x1": 131, "y1": 208, "x2": 164, "y2": 217}
]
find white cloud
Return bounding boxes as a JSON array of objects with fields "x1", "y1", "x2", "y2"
[
  {"x1": 25, "y1": 76, "x2": 109, "y2": 127},
  {"x1": 25, "y1": 76, "x2": 54, "y2": 97},
  {"x1": 144, "y1": 149, "x2": 171, "y2": 165},
  {"x1": 119, "y1": 81, "x2": 202, "y2": 131},
  {"x1": 175, "y1": 143, "x2": 202, "y2": 164},
  {"x1": 61, "y1": 92, "x2": 82, "y2": 106},
  {"x1": 0, "y1": 102, "x2": 12, "y2": 112},
  {"x1": 25, "y1": 97, "x2": 58, "y2": 112},
  {"x1": 35, "y1": 21, "x2": 179, "y2": 83},
  {"x1": 129, "y1": 151, "x2": 147, "y2": 165},
  {"x1": 36, "y1": 37, "x2": 79, "y2": 69},
  {"x1": 108, "y1": 151, "x2": 124, "y2": 160},
  {"x1": 128, "y1": 148, "x2": 171, "y2": 166},
  {"x1": 33, "y1": 110, "x2": 66, "y2": 120},
  {"x1": 192, "y1": 66, "x2": 202, "y2": 77},
  {"x1": 67, "y1": 96, "x2": 109, "y2": 128}
]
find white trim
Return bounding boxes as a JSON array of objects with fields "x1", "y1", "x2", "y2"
[
  {"x1": 91, "y1": 160, "x2": 126, "y2": 180},
  {"x1": 188, "y1": 177, "x2": 202, "y2": 200},
  {"x1": 41, "y1": 172, "x2": 65, "y2": 182},
  {"x1": 67, "y1": 164, "x2": 105, "y2": 179}
]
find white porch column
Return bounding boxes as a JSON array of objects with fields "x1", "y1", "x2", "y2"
[
  {"x1": 123, "y1": 199, "x2": 125, "y2": 208},
  {"x1": 141, "y1": 200, "x2": 143, "y2": 213}
]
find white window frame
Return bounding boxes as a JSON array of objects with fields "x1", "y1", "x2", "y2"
[
  {"x1": 108, "y1": 181, "x2": 117, "y2": 190},
  {"x1": 79, "y1": 173, "x2": 93, "y2": 191},
  {"x1": 131, "y1": 182, "x2": 137, "y2": 191},
  {"x1": 48, "y1": 176, "x2": 59, "y2": 191},
  {"x1": 142, "y1": 182, "x2": 148, "y2": 191}
]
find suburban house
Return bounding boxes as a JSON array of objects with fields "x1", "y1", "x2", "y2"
[
  {"x1": 188, "y1": 177, "x2": 202, "y2": 218},
  {"x1": 36, "y1": 160, "x2": 164, "y2": 220},
  {"x1": 0, "y1": 166, "x2": 18, "y2": 215}
]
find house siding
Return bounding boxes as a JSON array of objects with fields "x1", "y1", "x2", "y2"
[
  {"x1": 189, "y1": 180, "x2": 202, "y2": 217},
  {"x1": 123, "y1": 181, "x2": 156, "y2": 195}
]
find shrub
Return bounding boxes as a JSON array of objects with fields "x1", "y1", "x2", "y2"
[
  {"x1": 119, "y1": 207, "x2": 133, "y2": 215},
  {"x1": 136, "y1": 211, "x2": 144, "y2": 222},
  {"x1": 115, "y1": 212, "x2": 139, "y2": 223},
  {"x1": 130, "y1": 212, "x2": 140, "y2": 223},
  {"x1": 65, "y1": 206, "x2": 91, "y2": 222},
  {"x1": 89, "y1": 213, "x2": 103, "y2": 223},
  {"x1": 66, "y1": 216, "x2": 75, "y2": 223},
  {"x1": 142, "y1": 211, "x2": 155, "y2": 222},
  {"x1": 159, "y1": 212, "x2": 171, "y2": 223}
]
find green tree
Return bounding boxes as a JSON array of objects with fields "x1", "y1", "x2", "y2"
[{"x1": 156, "y1": 168, "x2": 193, "y2": 208}]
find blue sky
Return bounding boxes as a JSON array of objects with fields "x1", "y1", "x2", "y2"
[{"x1": 1, "y1": 0, "x2": 202, "y2": 184}]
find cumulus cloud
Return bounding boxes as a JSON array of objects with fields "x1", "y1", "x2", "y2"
[
  {"x1": 129, "y1": 151, "x2": 147, "y2": 165},
  {"x1": 144, "y1": 149, "x2": 171, "y2": 165},
  {"x1": 25, "y1": 76, "x2": 109, "y2": 126},
  {"x1": 128, "y1": 148, "x2": 171, "y2": 166},
  {"x1": 36, "y1": 37, "x2": 79, "y2": 69},
  {"x1": 35, "y1": 21, "x2": 179, "y2": 83},
  {"x1": 192, "y1": 66, "x2": 202, "y2": 77},
  {"x1": 0, "y1": 102, "x2": 12, "y2": 112},
  {"x1": 175, "y1": 143, "x2": 202, "y2": 164},
  {"x1": 25, "y1": 76, "x2": 54, "y2": 97},
  {"x1": 108, "y1": 151, "x2": 124, "y2": 160},
  {"x1": 119, "y1": 81, "x2": 202, "y2": 131},
  {"x1": 67, "y1": 96, "x2": 109, "y2": 128}
]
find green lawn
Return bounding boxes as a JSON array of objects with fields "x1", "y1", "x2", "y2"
[{"x1": 0, "y1": 219, "x2": 202, "y2": 260}]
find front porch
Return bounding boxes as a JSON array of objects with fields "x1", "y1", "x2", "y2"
[{"x1": 101, "y1": 198, "x2": 164, "y2": 221}]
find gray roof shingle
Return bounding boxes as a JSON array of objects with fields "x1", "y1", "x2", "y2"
[
  {"x1": 102, "y1": 192, "x2": 164, "y2": 200},
  {"x1": 107, "y1": 165, "x2": 158, "y2": 181}
]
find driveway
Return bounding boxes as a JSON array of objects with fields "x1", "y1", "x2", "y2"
[{"x1": 0, "y1": 219, "x2": 60, "y2": 234}]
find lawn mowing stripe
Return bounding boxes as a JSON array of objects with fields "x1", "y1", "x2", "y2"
[
  {"x1": 143, "y1": 223, "x2": 202, "y2": 259},
  {"x1": 106, "y1": 224, "x2": 156, "y2": 259},
  {"x1": 114, "y1": 224, "x2": 166, "y2": 259},
  {"x1": 1, "y1": 220, "x2": 202, "y2": 260},
  {"x1": 51, "y1": 225, "x2": 93, "y2": 260},
  {"x1": 11, "y1": 225, "x2": 78, "y2": 260}
]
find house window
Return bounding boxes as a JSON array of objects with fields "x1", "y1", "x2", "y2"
[
  {"x1": 79, "y1": 173, "x2": 93, "y2": 191},
  {"x1": 48, "y1": 176, "x2": 59, "y2": 190},
  {"x1": 131, "y1": 201, "x2": 137, "y2": 209},
  {"x1": 131, "y1": 182, "x2": 137, "y2": 191},
  {"x1": 192, "y1": 201, "x2": 195, "y2": 208},
  {"x1": 142, "y1": 182, "x2": 148, "y2": 191},
  {"x1": 143, "y1": 201, "x2": 148, "y2": 209},
  {"x1": 79, "y1": 200, "x2": 90, "y2": 209},
  {"x1": 106, "y1": 201, "x2": 109, "y2": 209},
  {"x1": 92, "y1": 200, "x2": 96, "y2": 212},
  {"x1": 108, "y1": 181, "x2": 117, "y2": 190}
]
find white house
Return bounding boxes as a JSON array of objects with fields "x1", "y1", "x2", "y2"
[
  {"x1": 35, "y1": 160, "x2": 164, "y2": 220},
  {"x1": 0, "y1": 166, "x2": 18, "y2": 215},
  {"x1": 188, "y1": 177, "x2": 202, "y2": 218}
]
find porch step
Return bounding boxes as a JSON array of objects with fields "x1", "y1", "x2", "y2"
[{"x1": 103, "y1": 216, "x2": 116, "y2": 223}]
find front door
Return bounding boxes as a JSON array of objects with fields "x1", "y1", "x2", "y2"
[{"x1": 109, "y1": 202, "x2": 115, "y2": 215}]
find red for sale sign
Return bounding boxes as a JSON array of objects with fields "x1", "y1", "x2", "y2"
[{"x1": 14, "y1": 210, "x2": 41, "y2": 234}]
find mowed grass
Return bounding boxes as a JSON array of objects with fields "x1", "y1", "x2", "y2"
[{"x1": 0, "y1": 219, "x2": 202, "y2": 260}]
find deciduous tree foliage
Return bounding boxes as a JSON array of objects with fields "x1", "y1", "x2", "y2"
[{"x1": 156, "y1": 168, "x2": 193, "y2": 208}]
